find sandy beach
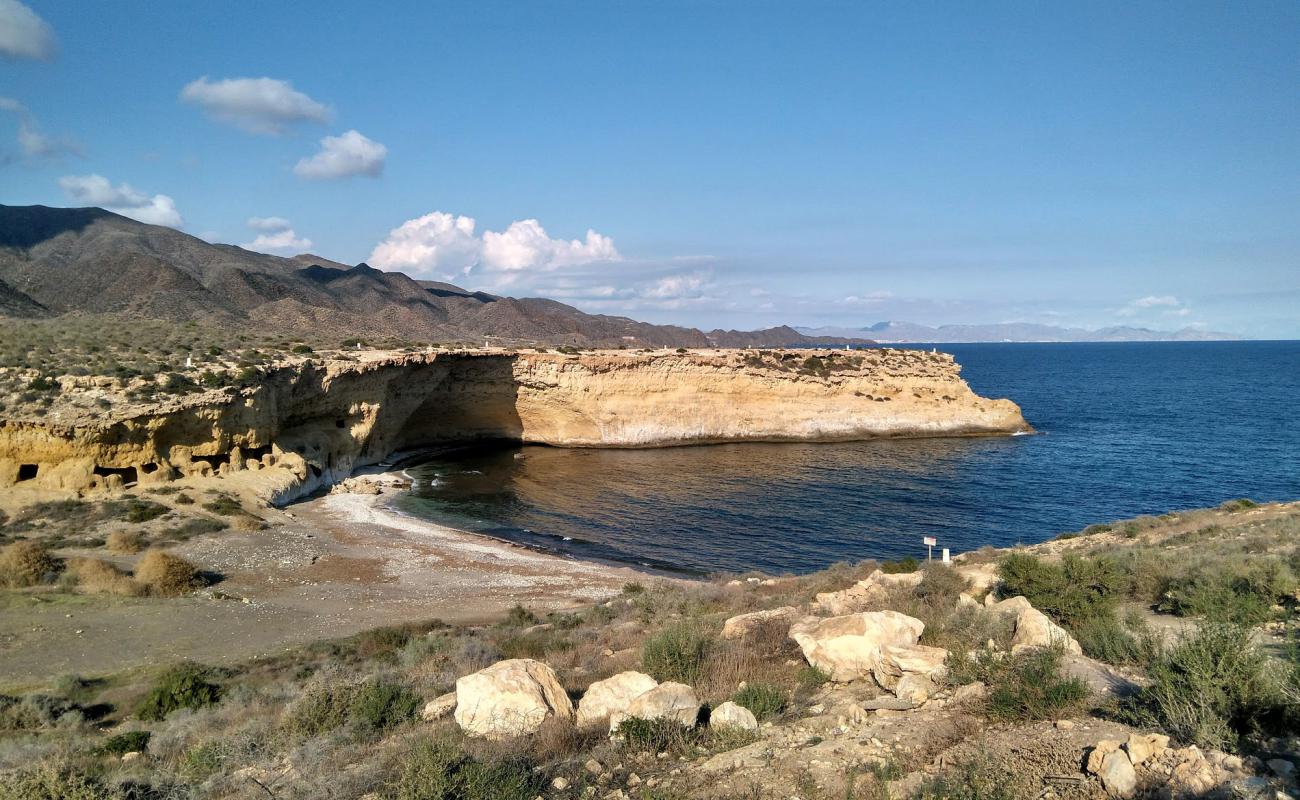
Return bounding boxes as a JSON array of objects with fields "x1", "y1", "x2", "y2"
[{"x1": 0, "y1": 482, "x2": 660, "y2": 687}]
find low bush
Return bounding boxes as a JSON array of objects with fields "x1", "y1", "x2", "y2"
[
  {"x1": 391, "y1": 736, "x2": 540, "y2": 800},
  {"x1": 642, "y1": 623, "x2": 712, "y2": 684},
  {"x1": 201, "y1": 495, "x2": 243, "y2": 516},
  {"x1": 0, "y1": 540, "x2": 60, "y2": 587},
  {"x1": 949, "y1": 646, "x2": 1088, "y2": 721},
  {"x1": 99, "y1": 730, "x2": 151, "y2": 756},
  {"x1": 136, "y1": 663, "x2": 222, "y2": 721},
  {"x1": 879, "y1": 557, "x2": 919, "y2": 574},
  {"x1": 1073, "y1": 610, "x2": 1161, "y2": 666},
  {"x1": 118, "y1": 499, "x2": 168, "y2": 524},
  {"x1": 350, "y1": 680, "x2": 421, "y2": 732},
  {"x1": 105, "y1": 530, "x2": 144, "y2": 554},
  {"x1": 67, "y1": 558, "x2": 142, "y2": 596},
  {"x1": 615, "y1": 716, "x2": 697, "y2": 753},
  {"x1": 133, "y1": 549, "x2": 200, "y2": 596},
  {"x1": 1123, "y1": 623, "x2": 1285, "y2": 750},
  {"x1": 915, "y1": 564, "x2": 970, "y2": 606},
  {"x1": 0, "y1": 760, "x2": 118, "y2": 800},
  {"x1": 0, "y1": 693, "x2": 79, "y2": 730},
  {"x1": 503, "y1": 604, "x2": 539, "y2": 627},
  {"x1": 732, "y1": 682, "x2": 787, "y2": 720},
  {"x1": 1156, "y1": 560, "x2": 1295, "y2": 625},
  {"x1": 998, "y1": 553, "x2": 1126, "y2": 628}
]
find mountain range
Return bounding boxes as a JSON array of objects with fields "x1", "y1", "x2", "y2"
[
  {"x1": 0, "y1": 205, "x2": 866, "y2": 349},
  {"x1": 797, "y1": 320, "x2": 1243, "y2": 343}
]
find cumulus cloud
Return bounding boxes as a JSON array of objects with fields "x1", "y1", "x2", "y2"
[
  {"x1": 368, "y1": 210, "x2": 620, "y2": 277},
  {"x1": 180, "y1": 76, "x2": 331, "y2": 135},
  {"x1": 293, "y1": 129, "x2": 386, "y2": 180},
  {"x1": 0, "y1": 0, "x2": 55, "y2": 61},
  {"x1": 58, "y1": 174, "x2": 182, "y2": 228},
  {"x1": 0, "y1": 96, "x2": 81, "y2": 162},
  {"x1": 240, "y1": 216, "x2": 312, "y2": 253}
]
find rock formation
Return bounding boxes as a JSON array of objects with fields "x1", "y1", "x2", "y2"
[{"x1": 0, "y1": 347, "x2": 1030, "y2": 503}]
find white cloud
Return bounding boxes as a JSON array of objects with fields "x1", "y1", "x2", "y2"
[
  {"x1": 57, "y1": 174, "x2": 182, "y2": 228},
  {"x1": 293, "y1": 129, "x2": 386, "y2": 180},
  {"x1": 0, "y1": 0, "x2": 55, "y2": 61},
  {"x1": 247, "y1": 215, "x2": 291, "y2": 232},
  {"x1": 368, "y1": 210, "x2": 619, "y2": 277},
  {"x1": 239, "y1": 216, "x2": 312, "y2": 253},
  {"x1": 481, "y1": 219, "x2": 619, "y2": 271},
  {"x1": 180, "y1": 76, "x2": 331, "y2": 135},
  {"x1": 1116, "y1": 295, "x2": 1185, "y2": 317},
  {"x1": 0, "y1": 96, "x2": 80, "y2": 162},
  {"x1": 641, "y1": 273, "x2": 707, "y2": 300},
  {"x1": 840, "y1": 290, "x2": 894, "y2": 305}
]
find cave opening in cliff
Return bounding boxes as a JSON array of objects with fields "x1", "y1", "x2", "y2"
[
  {"x1": 16, "y1": 463, "x2": 38, "y2": 482},
  {"x1": 93, "y1": 465, "x2": 139, "y2": 486},
  {"x1": 191, "y1": 453, "x2": 230, "y2": 470},
  {"x1": 140, "y1": 462, "x2": 159, "y2": 474},
  {"x1": 243, "y1": 446, "x2": 273, "y2": 462}
]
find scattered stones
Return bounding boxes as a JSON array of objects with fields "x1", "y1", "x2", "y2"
[
  {"x1": 577, "y1": 671, "x2": 660, "y2": 729},
  {"x1": 893, "y1": 673, "x2": 936, "y2": 706},
  {"x1": 1087, "y1": 740, "x2": 1123, "y2": 775},
  {"x1": 453, "y1": 658, "x2": 574, "y2": 738},
  {"x1": 710, "y1": 701, "x2": 759, "y2": 732},
  {"x1": 1124, "y1": 732, "x2": 1169, "y2": 766}
]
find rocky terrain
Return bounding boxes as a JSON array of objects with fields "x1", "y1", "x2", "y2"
[
  {"x1": 0, "y1": 204, "x2": 867, "y2": 350},
  {"x1": 0, "y1": 346, "x2": 1028, "y2": 506},
  {"x1": 0, "y1": 498, "x2": 1296, "y2": 799}
]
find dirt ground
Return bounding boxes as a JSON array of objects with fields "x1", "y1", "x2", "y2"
[{"x1": 0, "y1": 489, "x2": 659, "y2": 688}]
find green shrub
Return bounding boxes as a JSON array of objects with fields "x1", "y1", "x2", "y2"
[
  {"x1": 952, "y1": 647, "x2": 1088, "y2": 721},
  {"x1": 201, "y1": 495, "x2": 243, "y2": 516},
  {"x1": 282, "y1": 680, "x2": 359, "y2": 738},
  {"x1": 796, "y1": 665, "x2": 830, "y2": 691},
  {"x1": 914, "y1": 751, "x2": 1022, "y2": 800},
  {"x1": 915, "y1": 564, "x2": 970, "y2": 604},
  {"x1": 1073, "y1": 611, "x2": 1161, "y2": 667},
  {"x1": 998, "y1": 553, "x2": 1126, "y2": 628},
  {"x1": 391, "y1": 737, "x2": 540, "y2": 800},
  {"x1": 99, "y1": 730, "x2": 150, "y2": 756},
  {"x1": 1218, "y1": 498, "x2": 1257, "y2": 512},
  {"x1": 731, "y1": 683, "x2": 787, "y2": 720},
  {"x1": 136, "y1": 663, "x2": 221, "y2": 721},
  {"x1": 879, "y1": 557, "x2": 919, "y2": 574},
  {"x1": 642, "y1": 623, "x2": 712, "y2": 684},
  {"x1": 117, "y1": 499, "x2": 167, "y2": 524},
  {"x1": 1156, "y1": 560, "x2": 1294, "y2": 625},
  {"x1": 615, "y1": 716, "x2": 696, "y2": 752},
  {"x1": 622, "y1": 581, "x2": 646, "y2": 595},
  {"x1": 503, "y1": 604, "x2": 539, "y2": 627},
  {"x1": 1124, "y1": 623, "x2": 1283, "y2": 750},
  {"x1": 350, "y1": 680, "x2": 421, "y2": 732},
  {"x1": 0, "y1": 760, "x2": 119, "y2": 800}
]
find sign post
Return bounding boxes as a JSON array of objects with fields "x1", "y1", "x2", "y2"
[{"x1": 922, "y1": 535, "x2": 937, "y2": 562}]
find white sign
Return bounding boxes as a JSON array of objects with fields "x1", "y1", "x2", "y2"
[{"x1": 922, "y1": 536, "x2": 937, "y2": 546}]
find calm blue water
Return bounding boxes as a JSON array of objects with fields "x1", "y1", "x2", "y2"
[{"x1": 396, "y1": 342, "x2": 1300, "y2": 576}]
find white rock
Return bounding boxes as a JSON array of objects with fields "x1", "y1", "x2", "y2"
[
  {"x1": 611, "y1": 682, "x2": 700, "y2": 733},
  {"x1": 453, "y1": 658, "x2": 574, "y2": 738},
  {"x1": 710, "y1": 701, "x2": 758, "y2": 732},
  {"x1": 1010, "y1": 607, "x2": 1082, "y2": 655},
  {"x1": 872, "y1": 644, "x2": 949, "y2": 689},
  {"x1": 721, "y1": 607, "x2": 798, "y2": 640},
  {"x1": 421, "y1": 691, "x2": 457, "y2": 721},
  {"x1": 893, "y1": 673, "x2": 936, "y2": 706},
  {"x1": 1125, "y1": 732, "x2": 1170, "y2": 765},
  {"x1": 1099, "y1": 750, "x2": 1137, "y2": 798},
  {"x1": 788, "y1": 611, "x2": 925, "y2": 682},
  {"x1": 576, "y1": 671, "x2": 659, "y2": 729}
]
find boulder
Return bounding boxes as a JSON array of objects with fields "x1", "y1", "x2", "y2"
[
  {"x1": 709, "y1": 701, "x2": 758, "y2": 732},
  {"x1": 893, "y1": 673, "x2": 936, "y2": 706},
  {"x1": 814, "y1": 569, "x2": 924, "y2": 615},
  {"x1": 1125, "y1": 732, "x2": 1170, "y2": 766},
  {"x1": 1010, "y1": 607, "x2": 1082, "y2": 655},
  {"x1": 421, "y1": 691, "x2": 457, "y2": 721},
  {"x1": 955, "y1": 563, "x2": 1000, "y2": 597},
  {"x1": 453, "y1": 658, "x2": 574, "y2": 738},
  {"x1": 1099, "y1": 750, "x2": 1137, "y2": 798},
  {"x1": 789, "y1": 611, "x2": 925, "y2": 682},
  {"x1": 872, "y1": 644, "x2": 949, "y2": 690},
  {"x1": 611, "y1": 682, "x2": 700, "y2": 733},
  {"x1": 1087, "y1": 740, "x2": 1123, "y2": 775},
  {"x1": 576, "y1": 671, "x2": 659, "y2": 729},
  {"x1": 721, "y1": 607, "x2": 798, "y2": 640}
]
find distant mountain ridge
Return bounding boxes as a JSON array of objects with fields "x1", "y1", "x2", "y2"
[
  {"x1": 797, "y1": 320, "x2": 1244, "y2": 343},
  {"x1": 0, "y1": 205, "x2": 871, "y2": 348}
]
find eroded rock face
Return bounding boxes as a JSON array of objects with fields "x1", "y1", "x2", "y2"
[
  {"x1": 611, "y1": 682, "x2": 701, "y2": 733},
  {"x1": 453, "y1": 658, "x2": 573, "y2": 738},
  {"x1": 721, "y1": 607, "x2": 799, "y2": 640},
  {"x1": 987, "y1": 596, "x2": 1082, "y2": 654},
  {"x1": 0, "y1": 348, "x2": 1030, "y2": 502},
  {"x1": 576, "y1": 671, "x2": 659, "y2": 730},
  {"x1": 788, "y1": 611, "x2": 925, "y2": 682},
  {"x1": 872, "y1": 644, "x2": 949, "y2": 690}
]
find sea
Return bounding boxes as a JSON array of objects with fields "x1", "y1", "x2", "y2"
[{"x1": 394, "y1": 341, "x2": 1300, "y2": 576}]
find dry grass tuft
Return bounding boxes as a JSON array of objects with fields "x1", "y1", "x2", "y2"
[
  {"x1": 105, "y1": 529, "x2": 145, "y2": 554},
  {"x1": 134, "y1": 549, "x2": 201, "y2": 597},
  {"x1": 231, "y1": 515, "x2": 264, "y2": 532},
  {"x1": 0, "y1": 540, "x2": 60, "y2": 588},
  {"x1": 67, "y1": 557, "x2": 143, "y2": 596}
]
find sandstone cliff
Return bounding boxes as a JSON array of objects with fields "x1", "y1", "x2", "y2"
[{"x1": 0, "y1": 348, "x2": 1029, "y2": 503}]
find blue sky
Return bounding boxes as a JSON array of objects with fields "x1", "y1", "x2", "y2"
[{"x1": 2, "y1": 1, "x2": 1297, "y2": 337}]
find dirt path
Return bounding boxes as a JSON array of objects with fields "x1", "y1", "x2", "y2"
[{"x1": 0, "y1": 490, "x2": 660, "y2": 688}]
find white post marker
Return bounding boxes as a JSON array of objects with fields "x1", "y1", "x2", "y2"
[
  {"x1": 923, "y1": 535, "x2": 937, "y2": 561},
  {"x1": 942, "y1": 547, "x2": 951, "y2": 564}
]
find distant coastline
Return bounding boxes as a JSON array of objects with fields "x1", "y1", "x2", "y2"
[{"x1": 798, "y1": 320, "x2": 1245, "y2": 344}]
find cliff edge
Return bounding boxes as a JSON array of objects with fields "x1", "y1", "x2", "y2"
[{"x1": 0, "y1": 347, "x2": 1029, "y2": 504}]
